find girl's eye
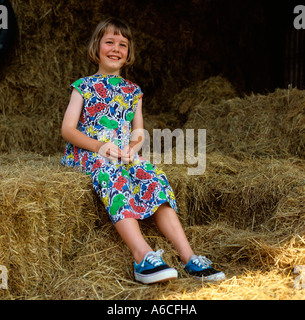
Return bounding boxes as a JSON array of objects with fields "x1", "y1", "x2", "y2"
[{"x1": 120, "y1": 44, "x2": 127, "y2": 48}]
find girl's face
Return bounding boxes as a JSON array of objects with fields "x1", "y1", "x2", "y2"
[{"x1": 98, "y1": 26, "x2": 129, "y2": 75}]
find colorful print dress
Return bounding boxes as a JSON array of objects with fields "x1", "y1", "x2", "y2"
[{"x1": 61, "y1": 75, "x2": 178, "y2": 224}]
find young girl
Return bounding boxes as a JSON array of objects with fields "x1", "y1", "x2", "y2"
[{"x1": 61, "y1": 17, "x2": 225, "y2": 284}]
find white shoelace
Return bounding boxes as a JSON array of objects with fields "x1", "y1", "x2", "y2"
[
  {"x1": 192, "y1": 255, "x2": 213, "y2": 269},
  {"x1": 141, "y1": 249, "x2": 164, "y2": 267}
]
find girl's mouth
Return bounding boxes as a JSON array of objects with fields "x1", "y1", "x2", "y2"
[{"x1": 108, "y1": 55, "x2": 120, "y2": 60}]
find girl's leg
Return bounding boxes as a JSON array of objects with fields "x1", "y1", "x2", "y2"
[
  {"x1": 153, "y1": 203, "x2": 226, "y2": 281},
  {"x1": 114, "y1": 218, "x2": 153, "y2": 264},
  {"x1": 153, "y1": 203, "x2": 194, "y2": 265}
]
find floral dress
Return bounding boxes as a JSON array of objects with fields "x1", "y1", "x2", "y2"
[{"x1": 61, "y1": 74, "x2": 178, "y2": 224}]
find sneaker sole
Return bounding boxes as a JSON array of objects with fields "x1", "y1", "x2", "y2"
[{"x1": 135, "y1": 268, "x2": 178, "y2": 284}]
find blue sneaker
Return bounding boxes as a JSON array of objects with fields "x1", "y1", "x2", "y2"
[
  {"x1": 134, "y1": 249, "x2": 178, "y2": 284},
  {"x1": 184, "y1": 255, "x2": 226, "y2": 282}
]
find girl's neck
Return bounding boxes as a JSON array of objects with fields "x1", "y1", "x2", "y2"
[{"x1": 95, "y1": 67, "x2": 121, "y2": 77}]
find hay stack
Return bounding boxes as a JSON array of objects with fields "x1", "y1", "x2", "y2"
[
  {"x1": 172, "y1": 76, "x2": 238, "y2": 116},
  {"x1": 182, "y1": 84, "x2": 305, "y2": 159},
  {"x1": 0, "y1": 154, "x2": 99, "y2": 298},
  {"x1": 1, "y1": 75, "x2": 305, "y2": 299},
  {"x1": 184, "y1": 154, "x2": 305, "y2": 229},
  {"x1": 0, "y1": 1, "x2": 99, "y2": 155},
  {"x1": 1, "y1": 152, "x2": 305, "y2": 299}
]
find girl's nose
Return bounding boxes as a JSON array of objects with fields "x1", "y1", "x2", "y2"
[{"x1": 112, "y1": 43, "x2": 119, "y2": 52}]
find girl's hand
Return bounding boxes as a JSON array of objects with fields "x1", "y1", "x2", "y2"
[
  {"x1": 121, "y1": 145, "x2": 135, "y2": 163},
  {"x1": 98, "y1": 142, "x2": 121, "y2": 161}
]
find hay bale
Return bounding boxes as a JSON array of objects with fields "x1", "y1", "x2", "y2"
[
  {"x1": 0, "y1": 153, "x2": 100, "y2": 298},
  {"x1": 182, "y1": 153, "x2": 305, "y2": 229},
  {"x1": 0, "y1": 153, "x2": 189, "y2": 299},
  {"x1": 0, "y1": 115, "x2": 65, "y2": 154},
  {"x1": 172, "y1": 76, "x2": 237, "y2": 115},
  {"x1": 183, "y1": 87, "x2": 305, "y2": 159},
  {"x1": 1, "y1": 152, "x2": 305, "y2": 299}
]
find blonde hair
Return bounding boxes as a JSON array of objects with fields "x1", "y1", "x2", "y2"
[{"x1": 88, "y1": 17, "x2": 135, "y2": 67}]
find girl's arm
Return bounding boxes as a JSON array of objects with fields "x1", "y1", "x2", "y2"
[
  {"x1": 61, "y1": 89, "x2": 121, "y2": 160},
  {"x1": 61, "y1": 89, "x2": 103, "y2": 153}
]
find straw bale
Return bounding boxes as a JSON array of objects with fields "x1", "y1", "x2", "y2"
[
  {"x1": 0, "y1": 153, "x2": 100, "y2": 298},
  {"x1": 0, "y1": 1, "x2": 103, "y2": 155},
  {"x1": 1, "y1": 152, "x2": 305, "y2": 300},
  {"x1": 172, "y1": 76, "x2": 237, "y2": 115},
  {"x1": 176, "y1": 152, "x2": 302, "y2": 228},
  {"x1": 0, "y1": 115, "x2": 65, "y2": 154},
  {"x1": 183, "y1": 86, "x2": 305, "y2": 159}
]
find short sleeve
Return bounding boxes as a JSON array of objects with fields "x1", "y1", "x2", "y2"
[
  {"x1": 135, "y1": 84, "x2": 143, "y2": 101},
  {"x1": 71, "y1": 78, "x2": 85, "y2": 97},
  {"x1": 139, "y1": 89, "x2": 143, "y2": 100}
]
